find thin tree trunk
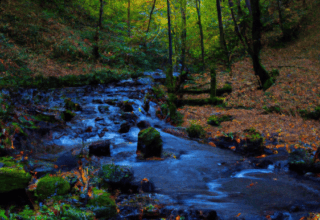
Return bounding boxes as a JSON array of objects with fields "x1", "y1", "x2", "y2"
[
  {"x1": 93, "y1": 0, "x2": 103, "y2": 60},
  {"x1": 195, "y1": 0, "x2": 205, "y2": 71},
  {"x1": 251, "y1": 0, "x2": 270, "y2": 88},
  {"x1": 146, "y1": 0, "x2": 156, "y2": 34},
  {"x1": 128, "y1": 0, "x2": 131, "y2": 37},
  {"x1": 210, "y1": 67, "x2": 217, "y2": 99},
  {"x1": 167, "y1": 0, "x2": 173, "y2": 88},
  {"x1": 216, "y1": 0, "x2": 230, "y2": 74},
  {"x1": 180, "y1": 0, "x2": 187, "y2": 75}
]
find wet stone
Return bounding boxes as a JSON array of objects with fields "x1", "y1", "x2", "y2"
[
  {"x1": 119, "y1": 122, "x2": 131, "y2": 133},
  {"x1": 54, "y1": 151, "x2": 79, "y2": 172},
  {"x1": 137, "y1": 120, "x2": 151, "y2": 130},
  {"x1": 89, "y1": 140, "x2": 111, "y2": 157},
  {"x1": 92, "y1": 99, "x2": 103, "y2": 104},
  {"x1": 98, "y1": 105, "x2": 109, "y2": 114}
]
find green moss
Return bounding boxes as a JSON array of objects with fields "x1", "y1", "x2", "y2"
[
  {"x1": 35, "y1": 174, "x2": 70, "y2": 201},
  {"x1": 0, "y1": 208, "x2": 8, "y2": 220},
  {"x1": 64, "y1": 98, "x2": 81, "y2": 111},
  {"x1": 34, "y1": 113, "x2": 58, "y2": 123},
  {"x1": 0, "y1": 167, "x2": 32, "y2": 193},
  {"x1": 138, "y1": 127, "x2": 162, "y2": 147},
  {"x1": 60, "y1": 110, "x2": 76, "y2": 122},
  {"x1": 99, "y1": 164, "x2": 133, "y2": 183},
  {"x1": 87, "y1": 188, "x2": 117, "y2": 219},
  {"x1": 207, "y1": 115, "x2": 232, "y2": 126},
  {"x1": 186, "y1": 123, "x2": 206, "y2": 139},
  {"x1": 262, "y1": 77, "x2": 275, "y2": 91}
]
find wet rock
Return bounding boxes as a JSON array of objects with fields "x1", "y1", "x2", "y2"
[
  {"x1": 60, "y1": 110, "x2": 76, "y2": 122},
  {"x1": 137, "y1": 127, "x2": 162, "y2": 158},
  {"x1": 98, "y1": 131, "x2": 106, "y2": 138},
  {"x1": 287, "y1": 148, "x2": 320, "y2": 174},
  {"x1": 33, "y1": 165, "x2": 56, "y2": 178},
  {"x1": 89, "y1": 140, "x2": 111, "y2": 157},
  {"x1": 95, "y1": 117, "x2": 104, "y2": 121},
  {"x1": 98, "y1": 105, "x2": 109, "y2": 114},
  {"x1": 0, "y1": 164, "x2": 32, "y2": 193},
  {"x1": 99, "y1": 164, "x2": 134, "y2": 192},
  {"x1": 121, "y1": 112, "x2": 138, "y2": 126},
  {"x1": 251, "y1": 159, "x2": 273, "y2": 169},
  {"x1": 85, "y1": 126, "x2": 93, "y2": 132},
  {"x1": 270, "y1": 212, "x2": 292, "y2": 220},
  {"x1": 119, "y1": 122, "x2": 131, "y2": 133},
  {"x1": 92, "y1": 99, "x2": 103, "y2": 104},
  {"x1": 118, "y1": 101, "x2": 134, "y2": 112},
  {"x1": 289, "y1": 200, "x2": 306, "y2": 212},
  {"x1": 102, "y1": 128, "x2": 108, "y2": 132},
  {"x1": 143, "y1": 99, "x2": 150, "y2": 114},
  {"x1": 205, "y1": 210, "x2": 219, "y2": 220},
  {"x1": 64, "y1": 98, "x2": 82, "y2": 111},
  {"x1": 140, "y1": 179, "x2": 155, "y2": 193},
  {"x1": 54, "y1": 151, "x2": 79, "y2": 172},
  {"x1": 137, "y1": 120, "x2": 151, "y2": 130},
  {"x1": 104, "y1": 99, "x2": 118, "y2": 105}
]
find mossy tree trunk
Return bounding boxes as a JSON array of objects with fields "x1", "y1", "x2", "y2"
[
  {"x1": 166, "y1": 0, "x2": 173, "y2": 88},
  {"x1": 195, "y1": 0, "x2": 205, "y2": 71},
  {"x1": 210, "y1": 67, "x2": 217, "y2": 99}
]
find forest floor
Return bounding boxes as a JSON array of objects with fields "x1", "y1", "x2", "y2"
[{"x1": 166, "y1": 1, "x2": 320, "y2": 160}]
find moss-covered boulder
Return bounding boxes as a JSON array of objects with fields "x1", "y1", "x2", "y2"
[
  {"x1": 0, "y1": 166, "x2": 32, "y2": 193},
  {"x1": 241, "y1": 128, "x2": 265, "y2": 156},
  {"x1": 99, "y1": 164, "x2": 134, "y2": 192},
  {"x1": 87, "y1": 188, "x2": 117, "y2": 219},
  {"x1": 137, "y1": 127, "x2": 162, "y2": 158},
  {"x1": 35, "y1": 174, "x2": 70, "y2": 200},
  {"x1": 64, "y1": 98, "x2": 82, "y2": 111},
  {"x1": 288, "y1": 148, "x2": 320, "y2": 175},
  {"x1": 60, "y1": 110, "x2": 76, "y2": 122},
  {"x1": 186, "y1": 124, "x2": 206, "y2": 139}
]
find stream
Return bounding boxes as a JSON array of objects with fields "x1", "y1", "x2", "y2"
[{"x1": 6, "y1": 71, "x2": 320, "y2": 220}]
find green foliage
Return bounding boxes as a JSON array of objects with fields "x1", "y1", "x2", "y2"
[
  {"x1": 262, "y1": 104, "x2": 281, "y2": 114},
  {"x1": 262, "y1": 77, "x2": 275, "y2": 91},
  {"x1": 171, "y1": 111, "x2": 184, "y2": 126},
  {"x1": 186, "y1": 123, "x2": 206, "y2": 139},
  {"x1": 86, "y1": 188, "x2": 117, "y2": 219},
  {"x1": 64, "y1": 98, "x2": 81, "y2": 111},
  {"x1": 152, "y1": 85, "x2": 166, "y2": 100},
  {"x1": 298, "y1": 105, "x2": 320, "y2": 120},
  {"x1": 35, "y1": 174, "x2": 70, "y2": 200},
  {"x1": 0, "y1": 208, "x2": 8, "y2": 220},
  {"x1": 61, "y1": 204, "x2": 95, "y2": 220},
  {"x1": 207, "y1": 115, "x2": 232, "y2": 126}
]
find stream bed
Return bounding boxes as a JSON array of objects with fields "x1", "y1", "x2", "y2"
[{"x1": 6, "y1": 72, "x2": 320, "y2": 220}]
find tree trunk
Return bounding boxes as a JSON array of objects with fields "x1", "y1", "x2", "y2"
[
  {"x1": 195, "y1": 0, "x2": 205, "y2": 71},
  {"x1": 167, "y1": 0, "x2": 173, "y2": 89},
  {"x1": 146, "y1": 0, "x2": 156, "y2": 34},
  {"x1": 251, "y1": 0, "x2": 270, "y2": 87},
  {"x1": 216, "y1": 0, "x2": 230, "y2": 74},
  {"x1": 179, "y1": 0, "x2": 187, "y2": 90},
  {"x1": 210, "y1": 67, "x2": 217, "y2": 99},
  {"x1": 93, "y1": 0, "x2": 104, "y2": 60},
  {"x1": 128, "y1": 0, "x2": 131, "y2": 38}
]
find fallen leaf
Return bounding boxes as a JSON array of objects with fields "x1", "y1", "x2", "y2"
[{"x1": 236, "y1": 213, "x2": 241, "y2": 217}]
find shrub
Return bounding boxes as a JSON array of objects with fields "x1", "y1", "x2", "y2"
[
  {"x1": 207, "y1": 115, "x2": 232, "y2": 126},
  {"x1": 186, "y1": 123, "x2": 206, "y2": 139}
]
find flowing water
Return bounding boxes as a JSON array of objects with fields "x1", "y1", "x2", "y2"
[{"x1": 8, "y1": 73, "x2": 320, "y2": 219}]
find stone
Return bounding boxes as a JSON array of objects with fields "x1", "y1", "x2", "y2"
[
  {"x1": 88, "y1": 188, "x2": 117, "y2": 219},
  {"x1": 137, "y1": 127, "x2": 162, "y2": 158},
  {"x1": 121, "y1": 112, "x2": 138, "y2": 126},
  {"x1": 104, "y1": 99, "x2": 118, "y2": 105},
  {"x1": 99, "y1": 164, "x2": 134, "y2": 193},
  {"x1": 54, "y1": 151, "x2": 79, "y2": 172},
  {"x1": 137, "y1": 120, "x2": 151, "y2": 130},
  {"x1": 118, "y1": 101, "x2": 134, "y2": 112},
  {"x1": 89, "y1": 140, "x2": 111, "y2": 157},
  {"x1": 0, "y1": 167, "x2": 32, "y2": 193},
  {"x1": 119, "y1": 122, "x2": 131, "y2": 133},
  {"x1": 140, "y1": 178, "x2": 155, "y2": 193},
  {"x1": 252, "y1": 159, "x2": 273, "y2": 169},
  {"x1": 98, "y1": 131, "x2": 105, "y2": 138},
  {"x1": 35, "y1": 175, "x2": 70, "y2": 200},
  {"x1": 85, "y1": 126, "x2": 93, "y2": 132},
  {"x1": 98, "y1": 106, "x2": 109, "y2": 114},
  {"x1": 92, "y1": 99, "x2": 103, "y2": 104},
  {"x1": 95, "y1": 117, "x2": 104, "y2": 121}
]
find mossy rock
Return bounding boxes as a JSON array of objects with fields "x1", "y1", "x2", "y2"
[
  {"x1": 186, "y1": 124, "x2": 206, "y2": 139},
  {"x1": 87, "y1": 188, "x2": 117, "y2": 219},
  {"x1": 60, "y1": 110, "x2": 76, "y2": 122},
  {"x1": 64, "y1": 98, "x2": 81, "y2": 111},
  {"x1": 288, "y1": 148, "x2": 320, "y2": 174},
  {"x1": 0, "y1": 166, "x2": 32, "y2": 193},
  {"x1": 99, "y1": 164, "x2": 134, "y2": 191},
  {"x1": 207, "y1": 114, "x2": 232, "y2": 126},
  {"x1": 137, "y1": 127, "x2": 162, "y2": 158},
  {"x1": 35, "y1": 174, "x2": 70, "y2": 200}
]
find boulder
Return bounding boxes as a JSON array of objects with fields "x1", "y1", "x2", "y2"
[
  {"x1": 99, "y1": 164, "x2": 134, "y2": 193},
  {"x1": 137, "y1": 127, "x2": 162, "y2": 158},
  {"x1": 0, "y1": 165, "x2": 31, "y2": 193},
  {"x1": 121, "y1": 112, "x2": 138, "y2": 126},
  {"x1": 137, "y1": 120, "x2": 151, "y2": 130},
  {"x1": 35, "y1": 174, "x2": 70, "y2": 200},
  {"x1": 92, "y1": 99, "x2": 103, "y2": 104},
  {"x1": 119, "y1": 122, "x2": 131, "y2": 133},
  {"x1": 89, "y1": 140, "x2": 111, "y2": 157},
  {"x1": 98, "y1": 106, "x2": 109, "y2": 114},
  {"x1": 118, "y1": 101, "x2": 134, "y2": 112},
  {"x1": 54, "y1": 151, "x2": 79, "y2": 172},
  {"x1": 288, "y1": 148, "x2": 320, "y2": 174}
]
